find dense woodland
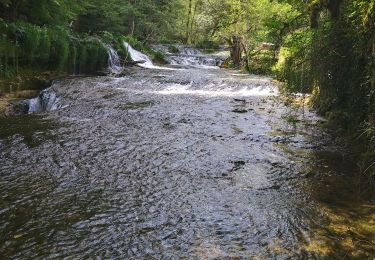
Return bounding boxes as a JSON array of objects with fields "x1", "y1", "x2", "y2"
[{"x1": 0, "y1": 0, "x2": 374, "y2": 183}]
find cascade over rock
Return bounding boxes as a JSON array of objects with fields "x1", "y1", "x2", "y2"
[
  {"x1": 107, "y1": 46, "x2": 122, "y2": 74},
  {"x1": 28, "y1": 85, "x2": 60, "y2": 113},
  {"x1": 152, "y1": 44, "x2": 225, "y2": 68},
  {"x1": 124, "y1": 42, "x2": 155, "y2": 69}
]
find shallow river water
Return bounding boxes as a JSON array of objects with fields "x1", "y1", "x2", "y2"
[{"x1": 0, "y1": 63, "x2": 374, "y2": 258}]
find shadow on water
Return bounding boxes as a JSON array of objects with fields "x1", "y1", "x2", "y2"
[
  {"x1": 0, "y1": 78, "x2": 50, "y2": 95},
  {"x1": 303, "y1": 150, "x2": 375, "y2": 259},
  {"x1": 268, "y1": 101, "x2": 375, "y2": 259},
  {"x1": 271, "y1": 112, "x2": 375, "y2": 258},
  {"x1": 0, "y1": 115, "x2": 59, "y2": 147}
]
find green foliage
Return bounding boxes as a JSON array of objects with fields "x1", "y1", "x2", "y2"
[
  {"x1": 249, "y1": 50, "x2": 275, "y2": 75},
  {"x1": 151, "y1": 51, "x2": 166, "y2": 64},
  {"x1": 0, "y1": 0, "x2": 89, "y2": 25},
  {"x1": 274, "y1": 29, "x2": 314, "y2": 93},
  {"x1": 0, "y1": 0, "x2": 187, "y2": 44},
  {"x1": 272, "y1": 0, "x2": 375, "y2": 182},
  {"x1": 195, "y1": 39, "x2": 220, "y2": 50},
  {"x1": 123, "y1": 35, "x2": 144, "y2": 53},
  {"x1": 168, "y1": 45, "x2": 179, "y2": 54},
  {"x1": 76, "y1": 37, "x2": 108, "y2": 74},
  {"x1": 0, "y1": 21, "x2": 109, "y2": 77},
  {"x1": 73, "y1": 0, "x2": 185, "y2": 42},
  {"x1": 49, "y1": 27, "x2": 70, "y2": 69}
]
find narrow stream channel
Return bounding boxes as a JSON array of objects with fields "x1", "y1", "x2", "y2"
[{"x1": 0, "y1": 48, "x2": 374, "y2": 259}]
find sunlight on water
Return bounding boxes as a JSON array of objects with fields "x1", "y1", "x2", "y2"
[{"x1": 154, "y1": 83, "x2": 278, "y2": 97}]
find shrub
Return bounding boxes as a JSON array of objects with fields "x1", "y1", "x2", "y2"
[
  {"x1": 195, "y1": 39, "x2": 220, "y2": 50},
  {"x1": 168, "y1": 45, "x2": 179, "y2": 53},
  {"x1": 151, "y1": 51, "x2": 166, "y2": 63}
]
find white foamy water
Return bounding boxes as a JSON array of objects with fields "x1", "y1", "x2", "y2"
[
  {"x1": 152, "y1": 44, "x2": 225, "y2": 68},
  {"x1": 107, "y1": 46, "x2": 122, "y2": 74},
  {"x1": 124, "y1": 42, "x2": 154, "y2": 68},
  {"x1": 124, "y1": 42, "x2": 176, "y2": 70},
  {"x1": 28, "y1": 89, "x2": 60, "y2": 113},
  {"x1": 154, "y1": 83, "x2": 277, "y2": 97}
]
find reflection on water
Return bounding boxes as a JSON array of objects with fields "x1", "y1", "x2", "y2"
[
  {"x1": 0, "y1": 115, "x2": 59, "y2": 147},
  {"x1": 0, "y1": 66, "x2": 374, "y2": 258},
  {"x1": 0, "y1": 78, "x2": 50, "y2": 96},
  {"x1": 269, "y1": 116, "x2": 375, "y2": 258},
  {"x1": 304, "y1": 150, "x2": 375, "y2": 258}
]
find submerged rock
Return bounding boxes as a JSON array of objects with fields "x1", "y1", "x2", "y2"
[
  {"x1": 232, "y1": 108, "x2": 248, "y2": 113},
  {"x1": 4, "y1": 100, "x2": 29, "y2": 116}
]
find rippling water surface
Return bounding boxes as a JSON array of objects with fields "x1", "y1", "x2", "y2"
[{"x1": 0, "y1": 65, "x2": 374, "y2": 259}]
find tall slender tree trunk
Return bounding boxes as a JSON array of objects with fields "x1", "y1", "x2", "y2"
[
  {"x1": 189, "y1": 0, "x2": 198, "y2": 43},
  {"x1": 241, "y1": 41, "x2": 250, "y2": 70},
  {"x1": 130, "y1": 20, "x2": 135, "y2": 35},
  {"x1": 11, "y1": 0, "x2": 23, "y2": 21},
  {"x1": 0, "y1": 55, "x2": 3, "y2": 78},
  {"x1": 13, "y1": 47, "x2": 16, "y2": 74},
  {"x1": 5, "y1": 54, "x2": 8, "y2": 76},
  {"x1": 186, "y1": 0, "x2": 193, "y2": 44},
  {"x1": 372, "y1": 38, "x2": 375, "y2": 90}
]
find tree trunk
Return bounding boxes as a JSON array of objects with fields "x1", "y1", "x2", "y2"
[
  {"x1": 0, "y1": 55, "x2": 3, "y2": 77},
  {"x1": 241, "y1": 41, "x2": 250, "y2": 70},
  {"x1": 5, "y1": 54, "x2": 8, "y2": 76},
  {"x1": 231, "y1": 36, "x2": 242, "y2": 68},
  {"x1": 13, "y1": 47, "x2": 16, "y2": 74},
  {"x1": 11, "y1": 0, "x2": 23, "y2": 21},
  {"x1": 372, "y1": 38, "x2": 375, "y2": 90},
  {"x1": 185, "y1": 0, "x2": 193, "y2": 44},
  {"x1": 130, "y1": 20, "x2": 135, "y2": 35}
]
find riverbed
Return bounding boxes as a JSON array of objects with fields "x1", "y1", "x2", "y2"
[{"x1": 0, "y1": 63, "x2": 374, "y2": 258}]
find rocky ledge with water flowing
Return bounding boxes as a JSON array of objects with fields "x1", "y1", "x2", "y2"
[
  {"x1": 0, "y1": 45, "x2": 374, "y2": 259},
  {"x1": 152, "y1": 44, "x2": 226, "y2": 68}
]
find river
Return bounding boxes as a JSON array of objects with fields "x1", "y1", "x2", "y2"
[{"x1": 0, "y1": 47, "x2": 374, "y2": 259}]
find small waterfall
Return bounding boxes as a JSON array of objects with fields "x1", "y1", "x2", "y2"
[
  {"x1": 107, "y1": 46, "x2": 122, "y2": 74},
  {"x1": 28, "y1": 87, "x2": 60, "y2": 114},
  {"x1": 167, "y1": 55, "x2": 219, "y2": 67},
  {"x1": 152, "y1": 44, "x2": 225, "y2": 68},
  {"x1": 177, "y1": 46, "x2": 203, "y2": 56},
  {"x1": 123, "y1": 42, "x2": 155, "y2": 69},
  {"x1": 123, "y1": 42, "x2": 176, "y2": 70}
]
